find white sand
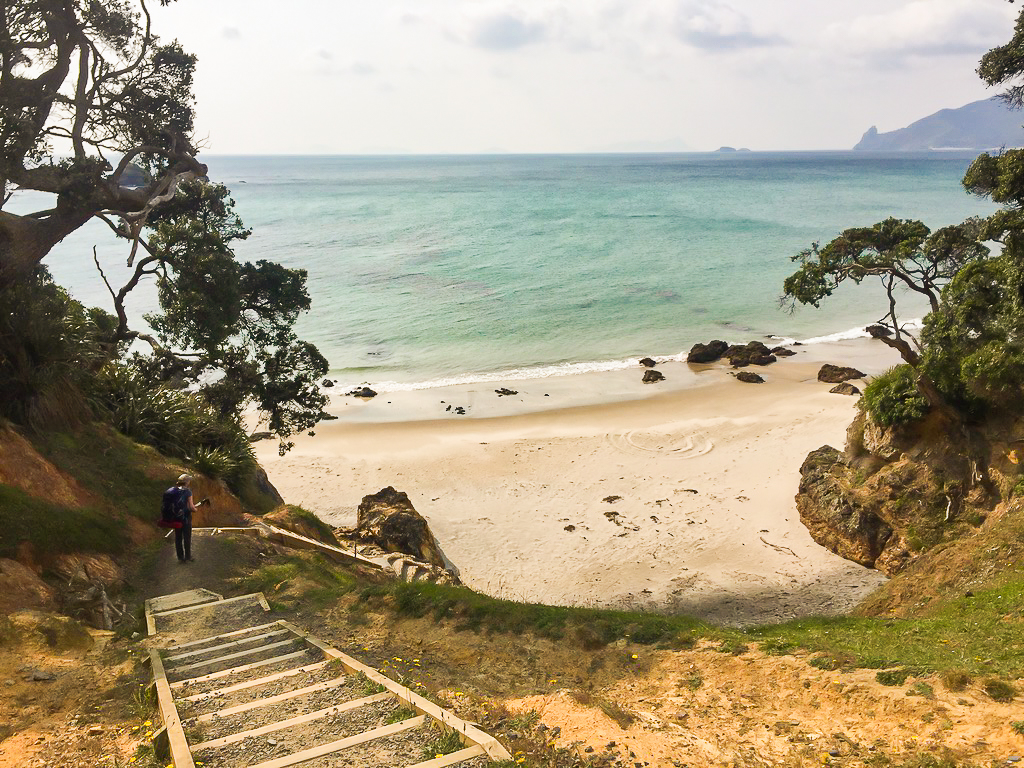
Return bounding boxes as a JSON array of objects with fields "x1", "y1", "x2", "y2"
[{"x1": 254, "y1": 339, "x2": 898, "y2": 625}]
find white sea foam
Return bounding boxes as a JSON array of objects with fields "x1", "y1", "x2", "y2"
[
  {"x1": 331, "y1": 320, "x2": 923, "y2": 394},
  {"x1": 335, "y1": 356, "x2": 651, "y2": 393},
  {"x1": 771, "y1": 319, "x2": 923, "y2": 347}
]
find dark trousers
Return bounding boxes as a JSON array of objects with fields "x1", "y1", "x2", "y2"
[{"x1": 174, "y1": 523, "x2": 192, "y2": 561}]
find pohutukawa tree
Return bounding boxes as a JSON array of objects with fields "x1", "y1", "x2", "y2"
[
  {"x1": 781, "y1": 217, "x2": 989, "y2": 413},
  {"x1": 0, "y1": 0, "x2": 327, "y2": 449},
  {"x1": 783, "y1": 0, "x2": 1024, "y2": 423}
]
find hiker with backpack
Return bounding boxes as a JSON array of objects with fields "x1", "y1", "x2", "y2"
[{"x1": 161, "y1": 474, "x2": 202, "y2": 563}]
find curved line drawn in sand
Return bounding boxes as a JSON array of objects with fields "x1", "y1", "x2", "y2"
[{"x1": 605, "y1": 429, "x2": 714, "y2": 459}]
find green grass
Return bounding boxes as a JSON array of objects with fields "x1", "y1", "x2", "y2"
[
  {"x1": 239, "y1": 554, "x2": 358, "y2": 609},
  {"x1": 31, "y1": 427, "x2": 171, "y2": 523},
  {"x1": 419, "y1": 728, "x2": 463, "y2": 761},
  {"x1": 739, "y1": 578, "x2": 1024, "y2": 678},
  {"x1": 360, "y1": 580, "x2": 710, "y2": 648},
  {"x1": 0, "y1": 484, "x2": 127, "y2": 560}
]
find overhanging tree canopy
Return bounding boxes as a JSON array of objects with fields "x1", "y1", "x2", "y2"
[{"x1": 0, "y1": 0, "x2": 327, "y2": 448}]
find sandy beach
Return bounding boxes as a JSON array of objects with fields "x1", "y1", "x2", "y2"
[{"x1": 254, "y1": 338, "x2": 900, "y2": 625}]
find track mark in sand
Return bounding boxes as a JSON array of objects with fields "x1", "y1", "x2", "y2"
[{"x1": 605, "y1": 429, "x2": 713, "y2": 459}]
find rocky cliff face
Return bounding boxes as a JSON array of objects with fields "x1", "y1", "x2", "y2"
[{"x1": 796, "y1": 408, "x2": 1022, "y2": 577}]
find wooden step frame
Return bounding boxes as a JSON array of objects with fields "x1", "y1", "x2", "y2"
[{"x1": 148, "y1": 593, "x2": 511, "y2": 766}]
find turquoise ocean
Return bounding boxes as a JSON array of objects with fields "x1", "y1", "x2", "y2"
[{"x1": 39, "y1": 151, "x2": 997, "y2": 393}]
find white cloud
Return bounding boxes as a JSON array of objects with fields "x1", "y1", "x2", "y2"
[
  {"x1": 446, "y1": 0, "x2": 784, "y2": 57},
  {"x1": 825, "y1": 0, "x2": 1015, "y2": 61},
  {"x1": 673, "y1": 1, "x2": 784, "y2": 51}
]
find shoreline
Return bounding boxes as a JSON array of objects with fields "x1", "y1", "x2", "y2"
[
  {"x1": 255, "y1": 336, "x2": 900, "y2": 625},
  {"x1": 321, "y1": 332, "x2": 904, "y2": 424}
]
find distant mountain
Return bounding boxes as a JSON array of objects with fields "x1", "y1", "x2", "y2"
[{"x1": 853, "y1": 97, "x2": 1024, "y2": 151}]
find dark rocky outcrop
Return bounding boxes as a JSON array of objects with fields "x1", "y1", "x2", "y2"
[
  {"x1": 494, "y1": 388, "x2": 519, "y2": 397},
  {"x1": 771, "y1": 346, "x2": 797, "y2": 357},
  {"x1": 687, "y1": 340, "x2": 728, "y2": 363},
  {"x1": 793, "y1": 406, "x2": 1019, "y2": 577},
  {"x1": 797, "y1": 446, "x2": 897, "y2": 570},
  {"x1": 639, "y1": 357, "x2": 657, "y2": 368},
  {"x1": 355, "y1": 487, "x2": 449, "y2": 570},
  {"x1": 725, "y1": 341, "x2": 776, "y2": 367},
  {"x1": 864, "y1": 325, "x2": 892, "y2": 339},
  {"x1": 817, "y1": 364, "x2": 866, "y2": 383},
  {"x1": 321, "y1": 379, "x2": 335, "y2": 388},
  {"x1": 347, "y1": 387, "x2": 378, "y2": 398},
  {"x1": 735, "y1": 371, "x2": 765, "y2": 384},
  {"x1": 642, "y1": 369, "x2": 666, "y2": 383},
  {"x1": 830, "y1": 383, "x2": 861, "y2": 396}
]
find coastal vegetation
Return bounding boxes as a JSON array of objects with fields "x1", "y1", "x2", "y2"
[
  {"x1": 782, "y1": 5, "x2": 1024, "y2": 615},
  {"x1": 2, "y1": 3, "x2": 1024, "y2": 767},
  {"x1": 0, "y1": 0, "x2": 328, "y2": 459}
]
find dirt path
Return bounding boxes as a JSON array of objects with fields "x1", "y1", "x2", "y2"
[{"x1": 139, "y1": 531, "x2": 257, "y2": 603}]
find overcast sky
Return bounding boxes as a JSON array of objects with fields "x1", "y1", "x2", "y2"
[{"x1": 151, "y1": 0, "x2": 1020, "y2": 154}]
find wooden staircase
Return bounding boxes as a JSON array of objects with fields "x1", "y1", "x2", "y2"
[{"x1": 146, "y1": 590, "x2": 510, "y2": 768}]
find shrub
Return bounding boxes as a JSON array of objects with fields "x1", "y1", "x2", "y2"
[
  {"x1": 862, "y1": 365, "x2": 930, "y2": 428},
  {"x1": 982, "y1": 678, "x2": 1017, "y2": 702},
  {"x1": 876, "y1": 668, "x2": 912, "y2": 686},
  {"x1": 906, "y1": 681, "x2": 935, "y2": 698},
  {"x1": 90, "y1": 362, "x2": 255, "y2": 484},
  {"x1": 939, "y1": 669, "x2": 971, "y2": 692}
]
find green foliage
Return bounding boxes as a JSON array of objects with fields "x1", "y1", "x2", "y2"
[
  {"x1": 2, "y1": 5, "x2": 328, "y2": 451},
  {"x1": 138, "y1": 180, "x2": 329, "y2": 449},
  {"x1": 384, "y1": 706, "x2": 418, "y2": 725},
  {"x1": 862, "y1": 365, "x2": 930, "y2": 428},
  {"x1": 507, "y1": 710, "x2": 542, "y2": 731},
  {"x1": 1011, "y1": 720, "x2": 1024, "y2": 735},
  {"x1": 30, "y1": 427, "x2": 171, "y2": 525},
  {"x1": 420, "y1": 728, "x2": 463, "y2": 761},
  {"x1": 0, "y1": 267, "x2": 115, "y2": 431},
  {"x1": 90, "y1": 362, "x2": 255, "y2": 484}
]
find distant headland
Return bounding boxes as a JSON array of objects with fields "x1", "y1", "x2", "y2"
[{"x1": 854, "y1": 96, "x2": 1024, "y2": 151}]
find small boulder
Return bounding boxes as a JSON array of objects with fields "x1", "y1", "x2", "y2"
[
  {"x1": 687, "y1": 340, "x2": 729, "y2": 363},
  {"x1": 319, "y1": 412, "x2": 339, "y2": 421},
  {"x1": 817, "y1": 364, "x2": 866, "y2": 383},
  {"x1": 735, "y1": 371, "x2": 765, "y2": 384},
  {"x1": 639, "y1": 357, "x2": 657, "y2": 368},
  {"x1": 830, "y1": 383, "x2": 861, "y2": 396},
  {"x1": 864, "y1": 324, "x2": 893, "y2": 338},
  {"x1": 771, "y1": 346, "x2": 797, "y2": 357},
  {"x1": 355, "y1": 487, "x2": 450, "y2": 572},
  {"x1": 321, "y1": 379, "x2": 335, "y2": 388},
  {"x1": 642, "y1": 369, "x2": 666, "y2": 383},
  {"x1": 347, "y1": 386, "x2": 378, "y2": 398}
]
